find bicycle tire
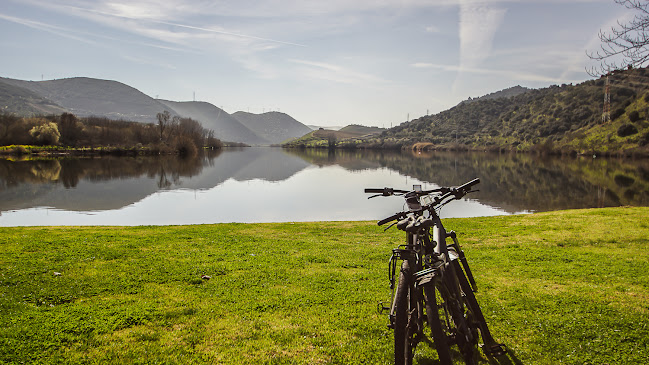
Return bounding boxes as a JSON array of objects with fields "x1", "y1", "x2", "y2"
[
  {"x1": 394, "y1": 261, "x2": 414, "y2": 365},
  {"x1": 445, "y1": 263, "x2": 479, "y2": 365},
  {"x1": 451, "y1": 259, "x2": 506, "y2": 356},
  {"x1": 429, "y1": 271, "x2": 478, "y2": 365},
  {"x1": 424, "y1": 284, "x2": 453, "y2": 365}
]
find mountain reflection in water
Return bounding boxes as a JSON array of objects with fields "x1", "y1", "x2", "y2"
[{"x1": 1, "y1": 147, "x2": 648, "y2": 226}]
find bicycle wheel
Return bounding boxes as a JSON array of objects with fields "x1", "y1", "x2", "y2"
[
  {"x1": 423, "y1": 284, "x2": 453, "y2": 365},
  {"x1": 394, "y1": 261, "x2": 414, "y2": 365},
  {"x1": 445, "y1": 265, "x2": 479, "y2": 365},
  {"x1": 431, "y1": 274, "x2": 479, "y2": 365},
  {"x1": 451, "y1": 260, "x2": 505, "y2": 357}
]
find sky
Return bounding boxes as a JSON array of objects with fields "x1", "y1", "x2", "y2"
[{"x1": 0, "y1": 0, "x2": 635, "y2": 127}]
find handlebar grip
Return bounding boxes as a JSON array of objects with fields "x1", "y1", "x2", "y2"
[
  {"x1": 377, "y1": 212, "x2": 403, "y2": 226},
  {"x1": 365, "y1": 188, "x2": 386, "y2": 193},
  {"x1": 457, "y1": 178, "x2": 480, "y2": 191}
]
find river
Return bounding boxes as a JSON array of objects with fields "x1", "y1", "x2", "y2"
[{"x1": 0, "y1": 147, "x2": 647, "y2": 226}]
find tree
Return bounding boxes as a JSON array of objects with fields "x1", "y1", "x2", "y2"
[
  {"x1": 156, "y1": 110, "x2": 171, "y2": 141},
  {"x1": 0, "y1": 113, "x2": 20, "y2": 145},
  {"x1": 588, "y1": 0, "x2": 649, "y2": 76},
  {"x1": 29, "y1": 121, "x2": 60, "y2": 145},
  {"x1": 57, "y1": 113, "x2": 83, "y2": 146}
]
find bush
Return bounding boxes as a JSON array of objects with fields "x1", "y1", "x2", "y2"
[
  {"x1": 628, "y1": 110, "x2": 641, "y2": 122},
  {"x1": 617, "y1": 123, "x2": 638, "y2": 137},
  {"x1": 174, "y1": 136, "x2": 198, "y2": 157},
  {"x1": 611, "y1": 108, "x2": 625, "y2": 120},
  {"x1": 29, "y1": 122, "x2": 60, "y2": 145},
  {"x1": 638, "y1": 131, "x2": 649, "y2": 146}
]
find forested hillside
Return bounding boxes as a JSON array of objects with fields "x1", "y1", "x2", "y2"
[
  {"x1": 378, "y1": 67, "x2": 649, "y2": 156},
  {"x1": 284, "y1": 67, "x2": 649, "y2": 157}
]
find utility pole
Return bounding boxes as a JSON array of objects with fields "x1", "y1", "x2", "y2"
[{"x1": 602, "y1": 74, "x2": 611, "y2": 123}]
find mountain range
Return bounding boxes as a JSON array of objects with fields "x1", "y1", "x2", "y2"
[
  {"x1": 0, "y1": 76, "x2": 312, "y2": 145},
  {"x1": 284, "y1": 67, "x2": 649, "y2": 156}
]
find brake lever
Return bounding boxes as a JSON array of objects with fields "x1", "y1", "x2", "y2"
[
  {"x1": 384, "y1": 221, "x2": 397, "y2": 231},
  {"x1": 367, "y1": 194, "x2": 383, "y2": 199}
]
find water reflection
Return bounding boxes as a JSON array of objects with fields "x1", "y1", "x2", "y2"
[
  {"x1": 0, "y1": 148, "x2": 310, "y2": 213},
  {"x1": 1, "y1": 148, "x2": 648, "y2": 225},
  {"x1": 283, "y1": 148, "x2": 649, "y2": 212}
]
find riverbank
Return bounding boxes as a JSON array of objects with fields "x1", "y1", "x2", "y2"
[
  {"x1": 1, "y1": 207, "x2": 648, "y2": 364},
  {"x1": 0, "y1": 143, "x2": 250, "y2": 158}
]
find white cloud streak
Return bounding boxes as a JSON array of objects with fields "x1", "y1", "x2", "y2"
[
  {"x1": 458, "y1": 1, "x2": 507, "y2": 70},
  {"x1": 14, "y1": 0, "x2": 307, "y2": 49},
  {"x1": 289, "y1": 59, "x2": 386, "y2": 85},
  {"x1": 412, "y1": 62, "x2": 571, "y2": 84},
  {"x1": 0, "y1": 12, "x2": 97, "y2": 45}
]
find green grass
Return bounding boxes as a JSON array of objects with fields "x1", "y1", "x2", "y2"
[{"x1": 1, "y1": 208, "x2": 648, "y2": 364}]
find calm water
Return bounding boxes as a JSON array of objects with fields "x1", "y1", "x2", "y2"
[{"x1": 1, "y1": 148, "x2": 648, "y2": 226}]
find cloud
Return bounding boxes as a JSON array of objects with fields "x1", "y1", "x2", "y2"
[
  {"x1": 13, "y1": 0, "x2": 307, "y2": 49},
  {"x1": 425, "y1": 25, "x2": 441, "y2": 33},
  {"x1": 0, "y1": 12, "x2": 97, "y2": 45},
  {"x1": 289, "y1": 59, "x2": 386, "y2": 84},
  {"x1": 0, "y1": 11, "x2": 200, "y2": 56},
  {"x1": 412, "y1": 62, "x2": 570, "y2": 84},
  {"x1": 151, "y1": 20, "x2": 307, "y2": 47},
  {"x1": 458, "y1": 1, "x2": 507, "y2": 70},
  {"x1": 121, "y1": 54, "x2": 177, "y2": 70}
]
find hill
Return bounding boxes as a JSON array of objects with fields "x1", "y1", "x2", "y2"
[
  {"x1": 297, "y1": 68, "x2": 649, "y2": 156},
  {"x1": 283, "y1": 124, "x2": 385, "y2": 148},
  {"x1": 382, "y1": 68, "x2": 649, "y2": 156},
  {"x1": 231, "y1": 111, "x2": 312, "y2": 144},
  {"x1": 0, "y1": 76, "x2": 311, "y2": 145},
  {"x1": 0, "y1": 80, "x2": 69, "y2": 116},
  {"x1": 338, "y1": 124, "x2": 385, "y2": 136},
  {"x1": 156, "y1": 100, "x2": 267, "y2": 145},
  {"x1": 459, "y1": 85, "x2": 530, "y2": 105},
  {"x1": 0, "y1": 77, "x2": 175, "y2": 124}
]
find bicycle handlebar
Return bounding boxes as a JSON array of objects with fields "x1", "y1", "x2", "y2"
[
  {"x1": 377, "y1": 212, "x2": 406, "y2": 226},
  {"x1": 364, "y1": 187, "x2": 409, "y2": 196},
  {"x1": 367, "y1": 178, "x2": 480, "y2": 226},
  {"x1": 457, "y1": 178, "x2": 480, "y2": 192}
]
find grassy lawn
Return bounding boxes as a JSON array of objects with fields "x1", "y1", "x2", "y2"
[{"x1": 1, "y1": 207, "x2": 648, "y2": 364}]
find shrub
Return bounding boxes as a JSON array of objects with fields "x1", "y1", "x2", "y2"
[
  {"x1": 617, "y1": 123, "x2": 638, "y2": 137},
  {"x1": 628, "y1": 110, "x2": 641, "y2": 122},
  {"x1": 174, "y1": 136, "x2": 198, "y2": 157},
  {"x1": 611, "y1": 108, "x2": 625, "y2": 120},
  {"x1": 638, "y1": 131, "x2": 649, "y2": 146},
  {"x1": 29, "y1": 122, "x2": 60, "y2": 145}
]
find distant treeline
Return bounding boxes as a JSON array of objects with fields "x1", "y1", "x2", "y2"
[{"x1": 0, "y1": 111, "x2": 222, "y2": 155}]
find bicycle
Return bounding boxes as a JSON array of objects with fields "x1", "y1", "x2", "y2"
[{"x1": 365, "y1": 178, "x2": 505, "y2": 365}]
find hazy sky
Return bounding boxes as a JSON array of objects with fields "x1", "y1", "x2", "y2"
[{"x1": 0, "y1": 0, "x2": 632, "y2": 127}]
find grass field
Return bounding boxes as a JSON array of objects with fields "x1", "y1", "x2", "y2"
[{"x1": 1, "y1": 207, "x2": 648, "y2": 364}]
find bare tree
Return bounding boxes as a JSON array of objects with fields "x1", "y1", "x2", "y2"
[
  {"x1": 588, "y1": 0, "x2": 649, "y2": 76},
  {"x1": 156, "y1": 110, "x2": 171, "y2": 141}
]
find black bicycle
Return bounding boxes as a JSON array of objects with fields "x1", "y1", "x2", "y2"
[{"x1": 365, "y1": 178, "x2": 505, "y2": 365}]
